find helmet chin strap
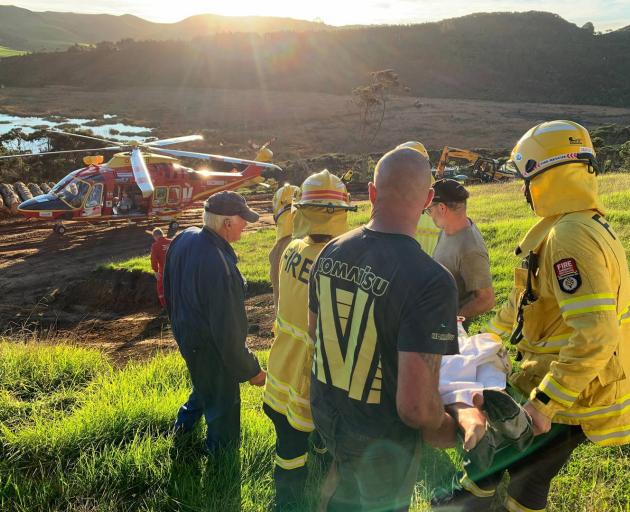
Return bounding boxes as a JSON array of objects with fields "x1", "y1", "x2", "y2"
[{"x1": 524, "y1": 180, "x2": 534, "y2": 210}]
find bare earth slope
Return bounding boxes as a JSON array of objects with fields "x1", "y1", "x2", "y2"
[
  {"x1": 0, "y1": 201, "x2": 275, "y2": 362},
  {"x1": 2, "y1": 86, "x2": 630, "y2": 158}
]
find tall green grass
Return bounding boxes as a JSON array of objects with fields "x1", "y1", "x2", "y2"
[
  {"x1": 1, "y1": 341, "x2": 628, "y2": 511},
  {"x1": 0, "y1": 45, "x2": 26, "y2": 57},
  {"x1": 103, "y1": 256, "x2": 154, "y2": 274}
]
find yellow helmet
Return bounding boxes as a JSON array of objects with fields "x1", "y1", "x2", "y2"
[
  {"x1": 272, "y1": 183, "x2": 300, "y2": 221},
  {"x1": 255, "y1": 147, "x2": 274, "y2": 163},
  {"x1": 507, "y1": 120, "x2": 598, "y2": 181},
  {"x1": 396, "y1": 140, "x2": 430, "y2": 161},
  {"x1": 296, "y1": 169, "x2": 356, "y2": 211}
]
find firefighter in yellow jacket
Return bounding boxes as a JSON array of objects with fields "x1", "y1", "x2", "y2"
[
  {"x1": 269, "y1": 184, "x2": 301, "y2": 312},
  {"x1": 396, "y1": 141, "x2": 441, "y2": 255},
  {"x1": 263, "y1": 170, "x2": 354, "y2": 511},
  {"x1": 465, "y1": 120, "x2": 630, "y2": 512}
]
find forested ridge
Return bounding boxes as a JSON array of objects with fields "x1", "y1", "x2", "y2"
[{"x1": 1, "y1": 11, "x2": 630, "y2": 106}]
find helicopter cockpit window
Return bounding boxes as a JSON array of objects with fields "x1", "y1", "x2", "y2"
[
  {"x1": 51, "y1": 174, "x2": 75, "y2": 195},
  {"x1": 154, "y1": 187, "x2": 167, "y2": 206},
  {"x1": 57, "y1": 178, "x2": 90, "y2": 208},
  {"x1": 85, "y1": 183, "x2": 103, "y2": 208}
]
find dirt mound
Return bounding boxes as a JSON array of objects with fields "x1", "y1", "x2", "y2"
[
  {"x1": 58, "y1": 268, "x2": 159, "y2": 313},
  {"x1": 48, "y1": 271, "x2": 273, "y2": 364},
  {"x1": 0, "y1": 199, "x2": 276, "y2": 361}
]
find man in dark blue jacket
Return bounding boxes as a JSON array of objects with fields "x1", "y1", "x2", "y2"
[{"x1": 164, "y1": 191, "x2": 266, "y2": 453}]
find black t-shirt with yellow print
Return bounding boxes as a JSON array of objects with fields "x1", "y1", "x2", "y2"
[{"x1": 309, "y1": 226, "x2": 459, "y2": 439}]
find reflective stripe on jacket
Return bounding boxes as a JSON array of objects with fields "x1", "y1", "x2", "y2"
[
  {"x1": 490, "y1": 210, "x2": 630, "y2": 446},
  {"x1": 264, "y1": 237, "x2": 325, "y2": 432}
]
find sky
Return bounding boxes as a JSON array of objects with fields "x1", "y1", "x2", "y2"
[{"x1": 4, "y1": 0, "x2": 630, "y2": 31}]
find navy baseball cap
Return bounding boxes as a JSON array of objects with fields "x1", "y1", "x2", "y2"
[
  {"x1": 432, "y1": 179, "x2": 470, "y2": 203},
  {"x1": 204, "y1": 191, "x2": 259, "y2": 222}
]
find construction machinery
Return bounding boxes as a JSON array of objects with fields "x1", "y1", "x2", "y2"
[{"x1": 436, "y1": 146, "x2": 514, "y2": 183}]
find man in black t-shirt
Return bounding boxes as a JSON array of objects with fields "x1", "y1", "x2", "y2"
[{"x1": 308, "y1": 148, "x2": 460, "y2": 511}]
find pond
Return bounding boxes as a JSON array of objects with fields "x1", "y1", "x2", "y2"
[{"x1": 0, "y1": 113, "x2": 153, "y2": 153}]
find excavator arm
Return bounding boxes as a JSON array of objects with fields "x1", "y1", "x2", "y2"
[
  {"x1": 436, "y1": 146, "x2": 484, "y2": 178},
  {"x1": 436, "y1": 146, "x2": 510, "y2": 183}
]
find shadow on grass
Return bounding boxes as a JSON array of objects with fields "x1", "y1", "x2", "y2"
[{"x1": 167, "y1": 442, "x2": 243, "y2": 512}]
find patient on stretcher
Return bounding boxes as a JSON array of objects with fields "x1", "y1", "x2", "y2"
[{"x1": 428, "y1": 319, "x2": 533, "y2": 461}]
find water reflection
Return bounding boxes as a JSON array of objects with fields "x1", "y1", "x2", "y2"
[{"x1": 0, "y1": 113, "x2": 153, "y2": 153}]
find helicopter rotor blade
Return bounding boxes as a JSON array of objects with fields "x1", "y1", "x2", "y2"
[
  {"x1": 0, "y1": 146, "x2": 122, "y2": 160},
  {"x1": 194, "y1": 170, "x2": 245, "y2": 178},
  {"x1": 142, "y1": 134, "x2": 203, "y2": 147},
  {"x1": 46, "y1": 129, "x2": 123, "y2": 146},
  {"x1": 149, "y1": 147, "x2": 282, "y2": 172},
  {"x1": 130, "y1": 148, "x2": 155, "y2": 199}
]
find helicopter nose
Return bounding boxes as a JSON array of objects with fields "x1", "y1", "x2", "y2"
[
  {"x1": 18, "y1": 196, "x2": 45, "y2": 210},
  {"x1": 18, "y1": 194, "x2": 71, "y2": 212}
]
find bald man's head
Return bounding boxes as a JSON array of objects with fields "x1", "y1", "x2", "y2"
[{"x1": 373, "y1": 148, "x2": 432, "y2": 206}]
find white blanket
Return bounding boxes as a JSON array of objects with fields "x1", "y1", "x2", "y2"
[{"x1": 439, "y1": 325, "x2": 511, "y2": 406}]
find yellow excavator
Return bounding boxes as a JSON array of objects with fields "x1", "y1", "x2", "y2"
[{"x1": 436, "y1": 146, "x2": 514, "y2": 183}]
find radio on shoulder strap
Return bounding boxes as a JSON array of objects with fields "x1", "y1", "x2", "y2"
[{"x1": 509, "y1": 251, "x2": 539, "y2": 345}]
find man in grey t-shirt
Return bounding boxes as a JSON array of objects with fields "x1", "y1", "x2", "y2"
[{"x1": 427, "y1": 179, "x2": 495, "y2": 329}]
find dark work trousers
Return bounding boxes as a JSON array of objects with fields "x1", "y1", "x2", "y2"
[
  {"x1": 313, "y1": 408, "x2": 422, "y2": 512},
  {"x1": 440, "y1": 425, "x2": 586, "y2": 512},
  {"x1": 174, "y1": 345, "x2": 241, "y2": 454},
  {"x1": 263, "y1": 403, "x2": 313, "y2": 511}
]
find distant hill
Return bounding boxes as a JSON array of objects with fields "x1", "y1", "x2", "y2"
[
  {"x1": 1, "y1": 11, "x2": 630, "y2": 106},
  {"x1": 0, "y1": 5, "x2": 329, "y2": 51}
]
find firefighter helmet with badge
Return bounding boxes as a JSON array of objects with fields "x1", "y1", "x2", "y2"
[
  {"x1": 296, "y1": 169, "x2": 357, "y2": 211},
  {"x1": 506, "y1": 120, "x2": 599, "y2": 181}
]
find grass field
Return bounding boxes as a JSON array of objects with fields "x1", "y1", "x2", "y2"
[
  {"x1": 0, "y1": 46, "x2": 26, "y2": 57},
  {"x1": 4, "y1": 174, "x2": 630, "y2": 511}
]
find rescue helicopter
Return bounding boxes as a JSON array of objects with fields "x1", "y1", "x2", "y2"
[{"x1": 0, "y1": 131, "x2": 281, "y2": 234}]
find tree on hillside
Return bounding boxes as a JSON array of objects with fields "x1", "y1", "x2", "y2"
[
  {"x1": 620, "y1": 141, "x2": 630, "y2": 170},
  {"x1": 352, "y1": 69, "x2": 406, "y2": 147}
]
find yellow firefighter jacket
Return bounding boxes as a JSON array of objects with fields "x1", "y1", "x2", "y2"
[
  {"x1": 264, "y1": 207, "x2": 349, "y2": 432},
  {"x1": 264, "y1": 237, "x2": 325, "y2": 431},
  {"x1": 269, "y1": 185, "x2": 299, "y2": 311},
  {"x1": 489, "y1": 164, "x2": 630, "y2": 446},
  {"x1": 269, "y1": 234, "x2": 292, "y2": 312},
  {"x1": 416, "y1": 212, "x2": 440, "y2": 257}
]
